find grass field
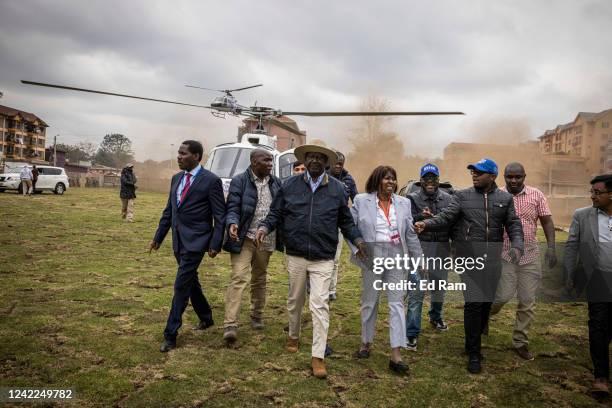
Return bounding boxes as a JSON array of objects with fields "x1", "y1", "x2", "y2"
[{"x1": 0, "y1": 188, "x2": 607, "y2": 407}]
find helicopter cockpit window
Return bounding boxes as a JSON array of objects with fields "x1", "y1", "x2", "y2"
[
  {"x1": 207, "y1": 147, "x2": 256, "y2": 179},
  {"x1": 234, "y1": 148, "x2": 252, "y2": 176},
  {"x1": 278, "y1": 152, "x2": 297, "y2": 180}
]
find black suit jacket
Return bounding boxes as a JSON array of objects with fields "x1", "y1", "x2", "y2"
[{"x1": 153, "y1": 166, "x2": 226, "y2": 254}]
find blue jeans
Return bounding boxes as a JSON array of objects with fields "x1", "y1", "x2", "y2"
[
  {"x1": 406, "y1": 268, "x2": 449, "y2": 336},
  {"x1": 428, "y1": 268, "x2": 448, "y2": 322},
  {"x1": 406, "y1": 271, "x2": 425, "y2": 337}
]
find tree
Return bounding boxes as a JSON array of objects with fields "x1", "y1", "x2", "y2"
[
  {"x1": 345, "y1": 96, "x2": 434, "y2": 188},
  {"x1": 346, "y1": 96, "x2": 405, "y2": 185},
  {"x1": 95, "y1": 134, "x2": 134, "y2": 168},
  {"x1": 56, "y1": 142, "x2": 97, "y2": 163}
]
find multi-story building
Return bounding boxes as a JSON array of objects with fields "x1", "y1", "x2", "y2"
[
  {"x1": 538, "y1": 108, "x2": 612, "y2": 176},
  {"x1": 0, "y1": 104, "x2": 48, "y2": 163}
]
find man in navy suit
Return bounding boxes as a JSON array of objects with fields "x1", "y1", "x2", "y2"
[{"x1": 149, "y1": 140, "x2": 226, "y2": 352}]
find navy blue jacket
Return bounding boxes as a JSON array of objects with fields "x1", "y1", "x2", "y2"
[
  {"x1": 223, "y1": 168, "x2": 283, "y2": 253},
  {"x1": 331, "y1": 169, "x2": 358, "y2": 203},
  {"x1": 260, "y1": 173, "x2": 363, "y2": 261},
  {"x1": 153, "y1": 166, "x2": 226, "y2": 253}
]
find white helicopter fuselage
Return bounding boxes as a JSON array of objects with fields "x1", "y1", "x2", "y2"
[{"x1": 203, "y1": 133, "x2": 297, "y2": 194}]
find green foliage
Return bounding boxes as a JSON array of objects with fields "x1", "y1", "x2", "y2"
[
  {"x1": 0, "y1": 189, "x2": 601, "y2": 407},
  {"x1": 95, "y1": 134, "x2": 134, "y2": 168},
  {"x1": 56, "y1": 142, "x2": 97, "y2": 164}
]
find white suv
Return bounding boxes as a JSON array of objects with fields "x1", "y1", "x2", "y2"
[{"x1": 0, "y1": 165, "x2": 70, "y2": 195}]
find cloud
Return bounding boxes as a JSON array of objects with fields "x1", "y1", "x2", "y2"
[{"x1": 1, "y1": 0, "x2": 611, "y2": 161}]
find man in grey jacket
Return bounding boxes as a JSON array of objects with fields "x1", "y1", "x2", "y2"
[{"x1": 565, "y1": 174, "x2": 612, "y2": 397}]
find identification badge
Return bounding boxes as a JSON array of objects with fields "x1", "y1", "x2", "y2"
[{"x1": 389, "y1": 227, "x2": 401, "y2": 245}]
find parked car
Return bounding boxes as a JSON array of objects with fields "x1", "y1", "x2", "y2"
[
  {"x1": 398, "y1": 179, "x2": 455, "y2": 197},
  {"x1": 0, "y1": 165, "x2": 69, "y2": 195}
]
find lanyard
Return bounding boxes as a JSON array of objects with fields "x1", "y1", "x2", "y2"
[{"x1": 378, "y1": 198, "x2": 393, "y2": 227}]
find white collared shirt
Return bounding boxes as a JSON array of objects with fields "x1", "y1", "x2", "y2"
[{"x1": 375, "y1": 196, "x2": 398, "y2": 242}]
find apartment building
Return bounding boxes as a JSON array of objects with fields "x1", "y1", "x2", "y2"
[
  {"x1": 538, "y1": 108, "x2": 612, "y2": 175},
  {"x1": 0, "y1": 104, "x2": 48, "y2": 163}
]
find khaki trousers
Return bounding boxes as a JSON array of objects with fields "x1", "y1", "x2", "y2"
[
  {"x1": 286, "y1": 254, "x2": 334, "y2": 359},
  {"x1": 491, "y1": 260, "x2": 541, "y2": 348},
  {"x1": 330, "y1": 231, "x2": 343, "y2": 295},
  {"x1": 121, "y1": 199, "x2": 134, "y2": 221},
  {"x1": 21, "y1": 179, "x2": 33, "y2": 195},
  {"x1": 223, "y1": 239, "x2": 272, "y2": 328}
]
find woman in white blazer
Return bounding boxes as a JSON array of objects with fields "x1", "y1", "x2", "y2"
[{"x1": 349, "y1": 166, "x2": 424, "y2": 375}]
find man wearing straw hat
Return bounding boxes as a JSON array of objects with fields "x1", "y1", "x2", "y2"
[{"x1": 255, "y1": 144, "x2": 367, "y2": 379}]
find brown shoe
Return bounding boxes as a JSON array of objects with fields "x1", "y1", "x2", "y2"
[
  {"x1": 311, "y1": 357, "x2": 327, "y2": 379},
  {"x1": 514, "y1": 345, "x2": 534, "y2": 361},
  {"x1": 286, "y1": 337, "x2": 299, "y2": 353},
  {"x1": 591, "y1": 378, "x2": 610, "y2": 397}
]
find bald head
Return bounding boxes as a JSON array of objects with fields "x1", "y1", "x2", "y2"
[
  {"x1": 504, "y1": 162, "x2": 525, "y2": 176},
  {"x1": 504, "y1": 162, "x2": 526, "y2": 195},
  {"x1": 251, "y1": 148, "x2": 271, "y2": 161},
  {"x1": 250, "y1": 148, "x2": 273, "y2": 179}
]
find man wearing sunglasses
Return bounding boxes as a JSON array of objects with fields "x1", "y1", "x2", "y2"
[
  {"x1": 414, "y1": 158, "x2": 524, "y2": 374},
  {"x1": 406, "y1": 163, "x2": 453, "y2": 352},
  {"x1": 565, "y1": 173, "x2": 612, "y2": 397}
]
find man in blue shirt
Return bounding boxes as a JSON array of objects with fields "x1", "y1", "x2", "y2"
[{"x1": 565, "y1": 174, "x2": 612, "y2": 397}]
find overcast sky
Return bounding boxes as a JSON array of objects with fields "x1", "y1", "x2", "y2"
[{"x1": 1, "y1": 0, "x2": 611, "y2": 161}]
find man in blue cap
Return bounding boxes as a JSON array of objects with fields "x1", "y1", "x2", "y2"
[
  {"x1": 415, "y1": 158, "x2": 524, "y2": 374},
  {"x1": 405, "y1": 163, "x2": 454, "y2": 351}
]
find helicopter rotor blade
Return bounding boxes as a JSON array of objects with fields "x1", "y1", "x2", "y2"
[
  {"x1": 266, "y1": 116, "x2": 306, "y2": 136},
  {"x1": 227, "y1": 84, "x2": 263, "y2": 93},
  {"x1": 184, "y1": 84, "x2": 224, "y2": 92},
  {"x1": 21, "y1": 80, "x2": 213, "y2": 109},
  {"x1": 281, "y1": 111, "x2": 465, "y2": 116}
]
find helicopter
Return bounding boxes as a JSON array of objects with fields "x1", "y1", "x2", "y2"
[
  {"x1": 184, "y1": 83, "x2": 262, "y2": 117},
  {"x1": 20, "y1": 79, "x2": 464, "y2": 191}
]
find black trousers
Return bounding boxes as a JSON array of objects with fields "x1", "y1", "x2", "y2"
[
  {"x1": 461, "y1": 258, "x2": 502, "y2": 356},
  {"x1": 163, "y1": 249, "x2": 213, "y2": 341},
  {"x1": 588, "y1": 302, "x2": 612, "y2": 379}
]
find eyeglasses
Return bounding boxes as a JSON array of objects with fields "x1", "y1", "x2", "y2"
[{"x1": 590, "y1": 189, "x2": 610, "y2": 196}]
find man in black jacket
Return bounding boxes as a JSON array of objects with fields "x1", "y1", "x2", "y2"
[
  {"x1": 406, "y1": 163, "x2": 453, "y2": 351},
  {"x1": 328, "y1": 151, "x2": 358, "y2": 301},
  {"x1": 222, "y1": 149, "x2": 283, "y2": 344},
  {"x1": 120, "y1": 164, "x2": 137, "y2": 222},
  {"x1": 415, "y1": 158, "x2": 524, "y2": 374},
  {"x1": 150, "y1": 140, "x2": 226, "y2": 352},
  {"x1": 255, "y1": 144, "x2": 367, "y2": 379}
]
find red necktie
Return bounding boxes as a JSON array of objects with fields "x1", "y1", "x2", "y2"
[{"x1": 180, "y1": 173, "x2": 192, "y2": 204}]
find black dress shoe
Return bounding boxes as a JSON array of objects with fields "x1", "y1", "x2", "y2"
[
  {"x1": 193, "y1": 320, "x2": 214, "y2": 330},
  {"x1": 356, "y1": 349, "x2": 370, "y2": 359},
  {"x1": 160, "y1": 340, "x2": 176, "y2": 353},
  {"x1": 389, "y1": 360, "x2": 409, "y2": 375},
  {"x1": 467, "y1": 354, "x2": 481, "y2": 374}
]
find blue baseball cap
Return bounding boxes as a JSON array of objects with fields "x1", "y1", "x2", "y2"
[
  {"x1": 420, "y1": 163, "x2": 440, "y2": 177},
  {"x1": 467, "y1": 158, "x2": 498, "y2": 175}
]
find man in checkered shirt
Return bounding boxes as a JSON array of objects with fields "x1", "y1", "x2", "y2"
[{"x1": 491, "y1": 162, "x2": 557, "y2": 361}]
